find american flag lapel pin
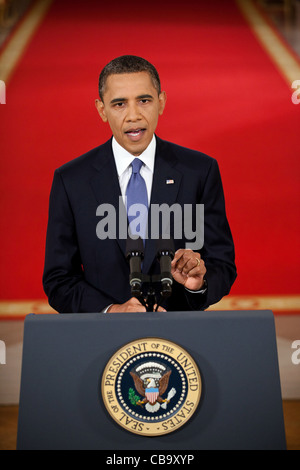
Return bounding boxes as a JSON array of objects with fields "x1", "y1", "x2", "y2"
[{"x1": 166, "y1": 179, "x2": 174, "y2": 184}]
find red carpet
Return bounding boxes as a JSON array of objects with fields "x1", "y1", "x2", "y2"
[{"x1": 0, "y1": 0, "x2": 299, "y2": 300}]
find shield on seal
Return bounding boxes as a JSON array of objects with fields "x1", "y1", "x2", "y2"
[{"x1": 145, "y1": 387, "x2": 159, "y2": 404}]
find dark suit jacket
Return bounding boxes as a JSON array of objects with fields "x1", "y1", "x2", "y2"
[{"x1": 43, "y1": 136, "x2": 237, "y2": 313}]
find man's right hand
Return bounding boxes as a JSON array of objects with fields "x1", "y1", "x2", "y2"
[{"x1": 107, "y1": 297, "x2": 166, "y2": 313}]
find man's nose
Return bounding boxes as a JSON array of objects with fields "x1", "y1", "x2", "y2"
[{"x1": 126, "y1": 102, "x2": 141, "y2": 121}]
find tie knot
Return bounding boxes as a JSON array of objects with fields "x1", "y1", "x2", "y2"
[{"x1": 131, "y1": 158, "x2": 143, "y2": 174}]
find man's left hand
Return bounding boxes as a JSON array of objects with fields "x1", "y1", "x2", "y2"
[{"x1": 171, "y1": 249, "x2": 206, "y2": 291}]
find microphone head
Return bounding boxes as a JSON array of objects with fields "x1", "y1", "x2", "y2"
[
  {"x1": 126, "y1": 236, "x2": 144, "y2": 260},
  {"x1": 156, "y1": 237, "x2": 175, "y2": 259}
]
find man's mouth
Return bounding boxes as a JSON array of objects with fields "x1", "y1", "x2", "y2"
[{"x1": 125, "y1": 128, "x2": 146, "y2": 140}]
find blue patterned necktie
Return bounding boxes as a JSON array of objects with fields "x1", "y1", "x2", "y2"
[{"x1": 126, "y1": 158, "x2": 148, "y2": 240}]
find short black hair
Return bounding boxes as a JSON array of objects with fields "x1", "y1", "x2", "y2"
[{"x1": 98, "y1": 55, "x2": 161, "y2": 100}]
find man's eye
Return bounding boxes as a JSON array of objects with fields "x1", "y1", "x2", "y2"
[
  {"x1": 140, "y1": 99, "x2": 149, "y2": 104},
  {"x1": 114, "y1": 102, "x2": 125, "y2": 108}
]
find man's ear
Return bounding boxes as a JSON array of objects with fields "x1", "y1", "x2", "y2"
[
  {"x1": 158, "y1": 91, "x2": 167, "y2": 116},
  {"x1": 95, "y1": 99, "x2": 108, "y2": 122}
]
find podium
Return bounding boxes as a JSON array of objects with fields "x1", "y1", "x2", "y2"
[{"x1": 17, "y1": 310, "x2": 286, "y2": 450}]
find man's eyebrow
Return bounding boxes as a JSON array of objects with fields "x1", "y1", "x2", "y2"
[
  {"x1": 136, "y1": 94, "x2": 154, "y2": 100},
  {"x1": 110, "y1": 97, "x2": 127, "y2": 104},
  {"x1": 110, "y1": 94, "x2": 154, "y2": 105}
]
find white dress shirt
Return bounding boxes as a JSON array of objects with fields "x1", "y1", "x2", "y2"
[{"x1": 112, "y1": 135, "x2": 156, "y2": 205}]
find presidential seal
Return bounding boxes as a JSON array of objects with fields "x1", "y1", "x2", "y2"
[{"x1": 101, "y1": 338, "x2": 202, "y2": 436}]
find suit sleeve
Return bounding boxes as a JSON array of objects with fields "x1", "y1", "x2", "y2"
[
  {"x1": 42, "y1": 170, "x2": 114, "y2": 313},
  {"x1": 184, "y1": 158, "x2": 237, "y2": 310}
]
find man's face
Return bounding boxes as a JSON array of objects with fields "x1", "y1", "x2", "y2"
[{"x1": 95, "y1": 72, "x2": 166, "y2": 156}]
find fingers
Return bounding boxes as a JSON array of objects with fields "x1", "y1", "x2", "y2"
[
  {"x1": 171, "y1": 248, "x2": 190, "y2": 266},
  {"x1": 170, "y1": 249, "x2": 206, "y2": 291},
  {"x1": 171, "y1": 249, "x2": 206, "y2": 277},
  {"x1": 108, "y1": 297, "x2": 146, "y2": 313},
  {"x1": 154, "y1": 304, "x2": 167, "y2": 312},
  {"x1": 186, "y1": 257, "x2": 206, "y2": 277},
  {"x1": 107, "y1": 298, "x2": 166, "y2": 313},
  {"x1": 128, "y1": 297, "x2": 147, "y2": 311}
]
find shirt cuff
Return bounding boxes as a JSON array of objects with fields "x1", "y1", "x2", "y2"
[
  {"x1": 102, "y1": 304, "x2": 113, "y2": 313},
  {"x1": 185, "y1": 279, "x2": 207, "y2": 294}
]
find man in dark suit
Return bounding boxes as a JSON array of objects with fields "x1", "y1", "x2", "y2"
[{"x1": 43, "y1": 55, "x2": 236, "y2": 313}]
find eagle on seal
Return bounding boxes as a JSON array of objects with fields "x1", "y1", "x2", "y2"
[{"x1": 130, "y1": 363, "x2": 175, "y2": 413}]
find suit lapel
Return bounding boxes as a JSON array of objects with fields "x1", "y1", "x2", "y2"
[{"x1": 143, "y1": 137, "x2": 182, "y2": 273}]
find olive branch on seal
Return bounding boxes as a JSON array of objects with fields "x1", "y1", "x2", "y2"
[{"x1": 128, "y1": 387, "x2": 141, "y2": 406}]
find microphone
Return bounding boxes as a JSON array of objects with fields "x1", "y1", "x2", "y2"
[
  {"x1": 157, "y1": 237, "x2": 175, "y2": 298},
  {"x1": 126, "y1": 236, "x2": 144, "y2": 297}
]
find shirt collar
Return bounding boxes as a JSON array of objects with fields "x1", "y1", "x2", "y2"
[{"x1": 112, "y1": 135, "x2": 156, "y2": 177}]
